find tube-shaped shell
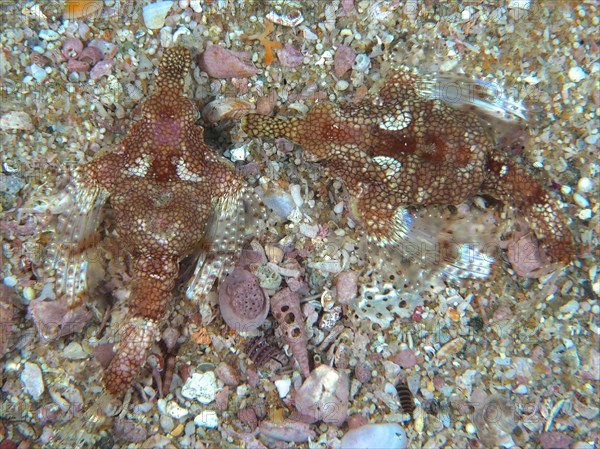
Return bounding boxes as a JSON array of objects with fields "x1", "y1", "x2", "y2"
[{"x1": 270, "y1": 288, "x2": 310, "y2": 377}]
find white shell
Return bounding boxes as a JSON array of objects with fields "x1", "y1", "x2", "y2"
[
  {"x1": 266, "y1": 10, "x2": 304, "y2": 27},
  {"x1": 143, "y1": 1, "x2": 174, "y2": 29},
  {"x1": 181, "y1": 371, "x2": 220, "y2": 404},
  {"x1": 341, "y1": 423, "x2": 407, "y2": 449}
]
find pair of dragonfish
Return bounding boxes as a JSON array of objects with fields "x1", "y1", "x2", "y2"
[{"x1": 52, "y1": 46, "x2": 573, "y2": 396}]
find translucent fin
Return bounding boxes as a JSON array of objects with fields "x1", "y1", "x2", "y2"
[
  {"x1": 186, "y1": 186, "x2": 265, "y2": 303},
  {"x1": 50, "y1": 173, "x2": 107, "y2": 308},
  {"x1": 370, "y1": 206, "x2": 495, "y2": 280},
  {"x1": 418, "y1": 72, "x2": 528, "y2": 123}
]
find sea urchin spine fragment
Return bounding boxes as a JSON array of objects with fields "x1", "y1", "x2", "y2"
[{"x1": 270, "y1": 288, "x2": 310, "y2": 377}]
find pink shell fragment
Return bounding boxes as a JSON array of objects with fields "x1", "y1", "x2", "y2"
[
  {"x1": 394, "y1": 348, "x2": 417, "y2": 369},
  {"x1": 87, "y1": 38, "x2": 118, "y2": 59},
  {"x1": 506, "y1": 228, "x2": 554, "y2": 278},
  {"x1": 67, "y1": 58, "x2": 91, "y2": 73},
  {"x1": 539, "y1": 431, "x2": 573, "y2": 449},
  {"x1": 62, "y1": 37, "x2": 84, "y2": 59},
  {"x1": 90, "y1": 59, "x2": 114, "y2": 80},
  {"x1": 79, "y1": 46, "x2": 104, "y2": 65},
  {"x1": 259, "y1": 419, "x2": 315, "y2": 443},
  {"x1": 334, "y1": 45, "x2": 356, "y2": 78},
  {"x1": 276, "y1": 43, "x2": 305, "y2": 67},
  {"x1": 197, "y1": 45, "x2": 257, "y2": 78},
  {"x1": 335, "y1": 271, "x2": 358, "y2": 303},
  {"x1": 0, "y1": 285, "x2": 14, "y2": 358},
  {"x1": 28, "y1": 297, "x2": 90, "y2": 341},
  {"x1": 219, "y1": 267, "x2": 269, "y2": 335}
]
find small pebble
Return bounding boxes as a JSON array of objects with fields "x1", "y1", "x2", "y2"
[
  {"x1": 238, "y1": 407, "x2": 258, "y2": 430},
  {"x1": 585, "y1": 134, "x2": 599, "y2": 145},
  {"x1": 165, "y1": 401, "x2": 189, "y2": 419},
  {"x1": 1, "y1": 111, "x2": 33, "y2": 131},
  {"x1": 559, "y1": 299, "x2": 580, "y2": 315},
  {"x1": 568, "y1": 66, "x2": 586, "y2": 82},
  {"x1": 335, "y1": 271, "x2": 358, "y2": 303},
  {"x1": 62, "y1": 37, "x2": 84, "y2": 59},
  {"x1": 290, "y1": 184, "x2": 304, "y2": 207},
  {"x1": 3, "y1": 276, "x2": 17, "y2": 287},
  {"x1": 184, "y1": 421, "x2": 195, "y2": 436},
  {"x1": 539, "y1": 431, "x2": 573, "y2": 449},
  {"x1": 514, "y1": 384, "x2": 528, "y2": 394},
  {"x1": 354, "y1": 362, "x2": 372, "y2": 383},
  {"x1": 215, "y1": 362, "x2": 240, "y2": 387},
  {"x1": 30, "y1": 64, "x2": 47, "y2": 82},
  {"x1": 23, "y1": 286, "x2": 35, "y2": 301},
  {"x1": 578, "y1": 209, "x2": 592, "y2": 220},
  {"x1": 573, "y1": 192, "x2": 590, "y2": 208},
  {"x1": 340, "y1": 423, "x2": 407, "y2": 449},
  {"x1": 79, "y1": 46, "x2": 104, "y2": 65},
  {"x1": 160, "y1": 415, "x2": 175, "y2": 433},
  {"x1": 194, "y1": 411, "x2": 219, "y2": 428},
  {"x1": 181, "y1": 371, "x2": 219, "y2": 404},
  {"x1": 277, "y1": 43, "x2": 304, "y2": 67},
  {"x1": 62, "y1": 342, "x2": 87, "y2": 360},
  {"x1": 189, "y1": 0, "x2": 202, "y2": 13},
  {"x1": 39, "y1": 30, "x2": 60, "y2": 41},
  {"x1": 577, "y1": 177, "x2": 593, "y2": 193},
  {"x1": 87, "y1": 39, "x2": 118, "y2": 60},
  {"x1": 336, "y1": 80, "x2": 350, "y2": 91},
  {"x1": 21, "y1": 362, "x2": 45, "y2": 400},
  {"x1": 275, "y1": 378, "x2": 291, "y2": 398},
  {"x1": 395, "y1": 348, "x2": 418, "y2": 369},
  {"x1": 299, "y1": 223, "x2": 319, "y2": 238},
  {"x1": 347, "y1": 415, "x2": 369, "y2": 429}
]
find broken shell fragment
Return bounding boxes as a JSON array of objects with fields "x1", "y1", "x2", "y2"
[
  {"x1": 473, "y1": 394, "x2": 517, "y2": 448},
  {"x1": 218, "y1": 267, "x2": 269, "y2": 336},
  {"x1": 259, "y1": 419, "x2": 315, "y2": 443},
  {"x1": 294, "y1": 364, "x2": 349, "y2": 426},
  {"x1": 197, "y1": 45, "x2": 257, "y2": 78},
  {"x1": 266, "y1": 10, "x2": 304, "y2": 27},
  {"x1": 0, "y1": 111, "x2": 33, "y2": 131},
  {"x1": 270, "y1": 288, "x2": 310, "y2": 377},
  {"x1": 62, "y1": 38, "x2": 84, "y2": 59},
  {"x1": 340, "y1": 423, "x2": 407, "y2": 449},
  {"x1": 202, "y1": 98, "x2": 255, "y2": 124}
]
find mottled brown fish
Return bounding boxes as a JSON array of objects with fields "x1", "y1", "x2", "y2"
[
  {"x1": 242, "y1": 68, "x2": 574, "y2": 272},
  {"x1": 52, "y1": 46, "x2": 259, "y2": 396}
]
